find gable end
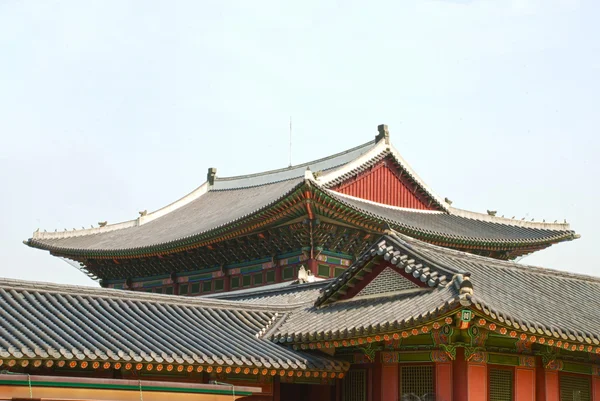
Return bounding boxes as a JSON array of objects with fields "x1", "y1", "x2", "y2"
[
  {"x1": 330, "y1": 156, "x2": 440, "y2": 210},
  {"x1": 356, "y1": 266, "x2": 419, "y2": 297}
]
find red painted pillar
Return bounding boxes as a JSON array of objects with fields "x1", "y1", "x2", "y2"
[
  {"x1": 593, "y1": 376, "x2": 600, "y2": 401},
  {"x1": 516, "y1": 367, "x2": 536, "y2": 401},
  {"x1": 373, "y1": 361, "x2": 398, "y2": 401},
  {"x1": 436, "y1": 362, "x2": 453, "y2": 401},
  {"x1": 453, "y1": 348, "x2": 487, "y2": 401},
  {"x1": 307, "y1": 258, "x2": 318, "y2": 276},
  {"x1": 536, "y1": 365, "x2": 559, "y2": 401}
]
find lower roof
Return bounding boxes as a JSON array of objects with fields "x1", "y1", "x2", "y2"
[
  {"x1": 270, "y1": 232, "x2": 600, "y2": 347},
  {"x1": 0, "y1": 278, "x2": 347, "y2": 373}
]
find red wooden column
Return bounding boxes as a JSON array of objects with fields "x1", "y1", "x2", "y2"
[
  {"x1": 535, "y1": 357, "x2": 559, "y2": 401},
  {"x1": 372, "y1": 360, "x2": 398, "y2": 401},
  {"x1": 436, "y1": 362, "x2": 453, "y2": 401},
  {"x1": 307, "y1": 258, "x2": 318, "y2": 276},
  {"x1": 453, "y1": 348, "x2": 487, "y2": 401},
  {"x1": 515, "y1": 366, "x2": 536, "y2": 401},
  {"x1": 593, "y1": 373, "x2": 600, "y2": 401}
]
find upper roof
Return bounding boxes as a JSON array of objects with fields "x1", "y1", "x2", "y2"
[
  {"x1": 212, "y1": 140, "x2": 377, "y2": 190},
  {"x1": 0, "y1": 278, "x2": 347, "y2": 373},
  {"x1": 323, "y1": 190, "x2": 575, "y2": 248},
  {"x1": 25, "y1": 125, "x2": 577, "y2": 264}
]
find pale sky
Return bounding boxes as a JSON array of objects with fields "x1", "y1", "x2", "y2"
[{"x1": 0, "y1": 0, "x2": 598, "y2": 287}]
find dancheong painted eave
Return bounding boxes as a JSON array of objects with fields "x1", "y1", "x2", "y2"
[{"x1": 24, "y1": 124, "x2": 578, "y2": 262}]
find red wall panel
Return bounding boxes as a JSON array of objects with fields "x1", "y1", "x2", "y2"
[{"x1": 332, "y1": 161, "x2": 435, "y2": 210}]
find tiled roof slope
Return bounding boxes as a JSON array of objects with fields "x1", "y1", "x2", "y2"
[
  {"x1": 315, "y1": 234, "x2": 461, "y2": 307},
  {"x1": 271, "y1": 285, "x2": 460, "y2": 344},
  {"x1": 384, "y1": 233, "x2": 600, "y2": 345},
  {"x1": 203, "y1": 280, "x2": 332, "y2": 305},
  {"x1": 325, "y1": 190, "x2": 577, "y2": 248},
  {"x1": 269, "y1": 232, "x2": 600, "y2": 347},
  {"x1": 0, "y1": 278, "x2": 347, "y2": 372},
  {"x1": 28, "y1": 178, "x2": 304, "y2": 252},
  {"x1": 212, "y1": 140, "x2": 376, "y2": 190},
  {"x1": 26, "y1": 128, "x2": 577, "y2": 258}
]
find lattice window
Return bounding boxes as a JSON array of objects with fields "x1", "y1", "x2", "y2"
[
  {"x1": 560, "y1": 374, "x2": 591, "y2": 401},
  {"x1": 282, "y1": 266, "x2": 294, "y2": 280},
  {"x1": 179, "y1": 284, "x2": 188, "y2": 295},
  {"x1": 318, "y1": 264, "x2": 330, "y2": 278},
  {"x1": 358, "y1": 267, "x2": 418, "y2": 297},
  {"x1": 343, "y1": 369, "x2": 367, "y2": 401},
  {"x1": 400, "y1": 365, "x2": 434, "y2": 400},
  {"x1": 489, "y1": 368, "x2": 514, "y2": 401}
]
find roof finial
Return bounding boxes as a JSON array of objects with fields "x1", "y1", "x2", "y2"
[
  {"x1": 376, "y1": 124, "x2": 390, "y2": 144},
  {"x1": 207, "y1": 167, "x2": 217, "y2": 186}
]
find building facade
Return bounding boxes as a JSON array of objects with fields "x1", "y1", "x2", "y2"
[{"x1": 1, "y1": 125, "x2": 596, "y2": 401}]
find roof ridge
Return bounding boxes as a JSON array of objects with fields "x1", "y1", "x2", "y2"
[
  {"x1": 30, "y1": 181, "x2": 210, "y2": 241},
  {"x1": 449, "y1": 206, "x2": 572, "y2": 230},
  {"x1": 389, "y1": 231, "x2": 600, "y2": 284},
  {"x1": 203, "y1": 279, "x2": 333, "y2": 300},
  {"x1": 210, "y1": 176, "x2": 304, "y2": 192},
  {"x1": 216, "y1": 140, "x2": 375, "y2": 182},
  {"x1": 0, "y1": 277, "x2": 297, "y2": 312},
  {"x1": 29, "y1": 139, "x2": 377, "y2": 241},
  {"x1": 27, "y1": 179, "x2": 308, "y2": 256}
]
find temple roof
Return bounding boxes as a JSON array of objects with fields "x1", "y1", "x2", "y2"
[
  {"x1": 324, "y1": 190, "x2": 575, "y2": 248},
  {"x1": 25, "y1": 125, "x2": 578, "y2": 266},
  {"x1": 3, "y1": 232, "x2": 600, "y2": 372},
  {"x1": 0, "y1": 278, "x2": 347, "y2": 373},
  {"x1": 267, "y1": 232, "x2": 600, "y2": 347}
]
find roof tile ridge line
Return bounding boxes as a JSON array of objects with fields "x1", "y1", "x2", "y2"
[
  {"x1": 215, "y1": 140, "x2": 376, "y2": 181},
  {"x1": 386, "y1": 144, "x2": 449, "y2": 212},
  {"x1": 255, "y1": 313, "x2": 279, "y2": 338},
  {"x1": 385, "y1": 232, "x2": 464, "y2": 277},
  {"x1": 324, "y1": 189, "x2": 446, "y2": 214},
  {"x1": 211, "y1": 176, "x2": 304, "y2": 192},
  {"x1": 391, "y1": 231, "x2": 600, "y2": 284},
  {"x1": 264, "y1": 311, "x2": 292, "y2": 340},
  {"x1": 0, "y1": 278, "x2": 294, "y2": 312},
  {"x1": 449, "y1": 206, "x2": 572, "y2": 230},
  {"x1": 205, "y1": 280, "x2": 332, "y2": 300},
  {"x1": 31, "y1": 182, "x2": 210, "y2": 241},
  {"x1": 318, "y1": 139, "x2": 389, "y2": 185},
  {"x1": 388, "y1": 230, "x2": 532, "y2": 270},
  {"x1": 31, "y1": 179, "x2": 310, "y2": 256}
]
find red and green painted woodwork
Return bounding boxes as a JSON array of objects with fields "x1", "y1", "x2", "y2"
[
  {"x1": 47, "y1": 181, "x2": 574, "y2": 285},
  {"x1": 105, "y1": 251, "x2": 353, "y2": 294}
]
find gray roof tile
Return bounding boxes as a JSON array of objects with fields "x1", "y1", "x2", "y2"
[
  {"x1": 0, "y1": 278, "x2": 347, "y2": 372},
  {"x1": 325, "y1": 190, "x2": 576, "y2": 245}
]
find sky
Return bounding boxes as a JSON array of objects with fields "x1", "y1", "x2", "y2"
[{"x1": 0, "y1": 0, "x2": 598, "y2": 287}]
